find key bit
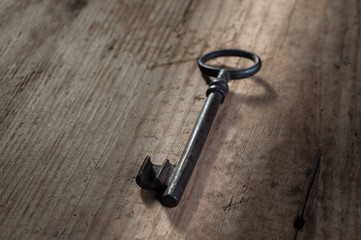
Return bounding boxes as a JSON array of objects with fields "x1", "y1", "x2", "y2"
[
  {"x1": 136, "y1": 156, "x2": 175, "y2": 192},
  {"x1": 136, "y1": 49, "x2": 262, "y2": 207}
]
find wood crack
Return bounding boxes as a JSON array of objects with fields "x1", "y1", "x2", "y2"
[
  {"x1": 173, "y1": 0, "x2": 194, "y2": 36},
  {"x1": 147, "y1": 58, "x2": 197, "y2": 69},
  {"x1": 294, "y1": 150, "x2": 321, "y2": 239},
  {"x1": 223, "y1": 197, "x2": 248, "y2": 211}
]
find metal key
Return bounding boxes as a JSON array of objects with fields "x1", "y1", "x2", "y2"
[{"x1": 136, "y1": 49, "x2": 262, "y2": 207}]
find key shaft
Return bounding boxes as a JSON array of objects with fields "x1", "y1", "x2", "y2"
[
  {"x1": 136, "y1": 70, "x2": 230, "y2": 207},
  {"x1": 162, "y1": 70, "x2": 229, "y2": 207}
]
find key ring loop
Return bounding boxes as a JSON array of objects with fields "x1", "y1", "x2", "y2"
[{"x1": 198, "y1": 49, "x2": 262, "y2": 80}]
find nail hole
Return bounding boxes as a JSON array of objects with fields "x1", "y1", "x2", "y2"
[{"x1": 293, "y1": 215, "x2": 305, "y2": 230}]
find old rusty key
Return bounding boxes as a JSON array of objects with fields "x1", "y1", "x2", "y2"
[{"x1": 136, "y1": 49, "x2": 262, "y2": 207}]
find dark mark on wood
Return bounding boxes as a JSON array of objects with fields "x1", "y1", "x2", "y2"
[{"x1": 66, "y1": 0, "x2": 88, "y2": 12}]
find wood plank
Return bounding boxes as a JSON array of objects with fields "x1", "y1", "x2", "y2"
[{"x1": 0, "y1": 0, "x2": 360, "y2": 239}]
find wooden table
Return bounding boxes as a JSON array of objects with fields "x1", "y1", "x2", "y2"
[{"x1": 1, "y1": 0, "x2": 360, "y2": 239}]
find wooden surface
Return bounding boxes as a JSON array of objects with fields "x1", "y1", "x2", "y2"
[{"x1": 0, "y1": 0, "x2": 360, "y2": 239}]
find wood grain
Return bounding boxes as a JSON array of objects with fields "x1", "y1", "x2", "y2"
[{"x1": 0, "y1": 0, "x2": 360, "y2": 239}]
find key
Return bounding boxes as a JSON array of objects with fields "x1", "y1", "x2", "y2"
[{"x1": 136, "y1": 49, "x2": 262, "y2": 207}]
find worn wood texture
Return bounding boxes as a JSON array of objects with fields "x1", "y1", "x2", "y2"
[{"x1": 0, "y1": 0, "x2": 360, "y2": 239}]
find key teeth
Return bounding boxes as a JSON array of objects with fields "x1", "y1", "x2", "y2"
[
  {"x1": 136, "y1": 156, "x2": 155, "y2": 189},
  {"x1": 136, "y1": 155, "x2": 175, "y2": 192}
]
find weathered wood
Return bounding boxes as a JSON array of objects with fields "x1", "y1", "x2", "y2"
[{"x1": 0, "y1": 0, "x2": 360, "y2": 239}]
